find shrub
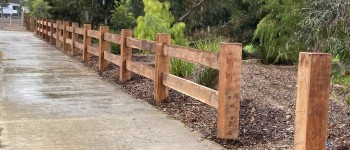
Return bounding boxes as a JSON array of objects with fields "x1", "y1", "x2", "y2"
[
  {"x1": 170, "y1": 59, "x2": 195, "y2": 78},
  {"x1": 193, "y1": 36, "x2": 227, "y2": 88}
]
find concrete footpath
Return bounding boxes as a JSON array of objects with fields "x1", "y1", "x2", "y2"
[{"x1": 0, "y1": 31, "x2": 223, "y2": 150}]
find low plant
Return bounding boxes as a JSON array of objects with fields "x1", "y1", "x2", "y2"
[
  {"x1": 193, "y1": 36, "x2": 227, "y2": 88},
  {"x1": 170, "y1": 59, "x2": 195, "y2": 78}
]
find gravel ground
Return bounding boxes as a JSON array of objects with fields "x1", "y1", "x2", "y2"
[{"x1": 69, "y1": 48, "x2": 349, "y2": 149}]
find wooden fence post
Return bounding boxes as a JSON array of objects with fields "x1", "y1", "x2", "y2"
[
  {"x1": 49, "y1": 20, "x2": 54, "y2": 44},
  {"x1": 99, "y1": 26, "x2": 109, "y2": 71},
  {"x1": 120, "y1": 29, "x2": 133, "y2": 82},
  {"x1": 45, "y1": 19, "x2": 49, "y2": 41},
  {"x1": 62, "y1": 21, "x2": 69, "y2": 52},
  {"x1": 56, "y1": 20, "x2": 61, "y2": 48},
  {"x1": 154, "y1": 33, "x2": 171, "y2": 103},
  {"x1": 294, "y1": 52, "x2": 332, "y2": 150},
  {"x1": 83, "y1": 24, "x2": 92, "y2": 62},
  {"x1": 30, "y1": 17, "x2": 34, "y2": 32},
  {"x1": 41, "y1": 19, "x2": 44, "y2": 39},
  {"x1": 71, "y1": 22, "x2": 79, "y2": 56},
  {"x1": 217, "y1": 43, "x2": 242, "y2": 139},
  {"x1": 38, "y1": 18, "x2": 41, "y2": 36}
]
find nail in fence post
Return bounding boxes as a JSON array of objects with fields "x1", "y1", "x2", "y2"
[
  {"x1": 71, "y1": 22, "x2": 79, "y2": 56},
  {"x1": 63, "y1": 21, "x2": 69, "y2": 52},
  {"x1": 294, "y1": 52, "x2": 332, "y2": 150},
  {"x1": 154, "y1": 33, "x2": 171, "y2": 103},
  {"x1": 83, "y1": 24, "x2": 92, "y2": 62},
  {"x1": 119, "y1": 29, "x2": 132, "y2": 82},
  {"x1": 99, "y1": 26, "x2": 109, "y2": 71},
  {"x1": 217, "y1": 43, "x2": 242, "y2": 139}
]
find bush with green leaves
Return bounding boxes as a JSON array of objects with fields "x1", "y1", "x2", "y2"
[
  {"x1": 193, "y1": 36, "x2": 227, "y2": 88},
  {"x1": 253, "y1": 0, "x2": 304, "y2": 64},
  {"x1": 30, "y1": 0, "x2": 50, "y2": 18},
  {"x1": 134, "y1": 0, "x2": 193, "y2": 77},
  {"x1": 111, "y1": 0, "x2": 136, "y2": 31}
]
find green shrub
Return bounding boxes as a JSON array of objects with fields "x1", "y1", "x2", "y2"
[
  {"x1": 170, "y1": 59, "x2": 195, "y2": 78},
  {"x1": 109, "y1": 29, "x2": 121, "y2": 55},
  {"x1": 193, "y1": 36, "x2": 227, "y2": 88}
]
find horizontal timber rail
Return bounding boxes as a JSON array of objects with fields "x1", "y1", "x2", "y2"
[{"x1": 29, "y1": 18, "x2": 333, "y2": 147}]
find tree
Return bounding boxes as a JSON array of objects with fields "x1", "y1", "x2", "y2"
[
  {"x1": 300, "y1": 0, "x2": 350, "y2": 74},
  {"x1": 253, "y1": 0, "x2": 304, "y2": 64},
  {"x1": 134, "y1": 0, "x2": 186, "y2": 45},
  {"x1": 111, "y1": 0, "x2": 136, "y2": 31},
  {"x1": 30, "y1": 0, "x2": 50, "y2": 18}
]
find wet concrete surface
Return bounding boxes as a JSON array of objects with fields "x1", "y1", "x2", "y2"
[{"x1": 0, "y1": 31, "x2": 224, "y2": 150}]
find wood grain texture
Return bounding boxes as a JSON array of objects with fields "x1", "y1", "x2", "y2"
[
  {"x1": 126, "y1": 60, "x2": 155, "y2": 80},
  {"x1": 217, "y1": 43, "x2": 242, "y2": 139},
  {"x1": 104, "y1": 32, "x2": 121, "y2": 44},
  {"x1": 87, "y1": 30, "x2": 100, "y2": 39},
  {"x1": 126, "y1": 37, "x2": 157, "y2": 53},
  {"x1": 83, "y1": 24, "x2": 92, "y2": 62},
  {"x1": 294, "y1": 52, "x2": 332, "y2": 150},
  {"x1": 154, "y1": 34, "x2": 171, "y2": 103},
  {"x1": 120, "y1": 29, "x2": 133, "y2": 82},
  {"x1": 66, "y1": 26, "x2": 73, "y2": 32},
  {"x1": 65, "y1": 38, "x2": 73, "y2": 45},
  {"x1": 62, "y1": 21, "x2": 69, "y2": 52},
  {"x1": 163, "y1": 73, "x2": 218, "y2": 108},
  {"x1": 75, "y1": 41, "x2": 84, "y2": 50},
  {"x1": 71, "y1": 22, "x2": 79, "y2": 56},
  {"x1": 87, "y1": 46, "x2": 100, "y2": 56},
  {"x1": 75, "y1": 28, "x2": 84, "y2": 35},
  {"x1": 99, "y1": 26, "x2": 109, "y2": 71},
  {"x1": 164, "y1": 45, "x2": 219, "y2": 69},
  {"x1": 104, "y1": 51, "x2": 121, "y2": 66}
]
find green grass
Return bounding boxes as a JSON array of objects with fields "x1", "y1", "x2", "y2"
[
  {"x1": 346, "y1": 97, "x2": 350, "y2": 106},
  {"x1": 332, "y1": 62, "x2": 350, "y2": 86},
  {"x1": 170, "y1": 59, "x2": 195, "y2": 78},
  {"x1": 334, "y1": 75, "x2": 350, "y2": 86},
  {"x1": 193, "y1": 36, "x2": 226, "y2": 88}
]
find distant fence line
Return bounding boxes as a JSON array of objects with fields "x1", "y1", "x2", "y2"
[{"x1": 26, "y1": 18, "x2": 332, "y2": 149}]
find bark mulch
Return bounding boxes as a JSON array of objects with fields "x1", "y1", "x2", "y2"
[{"x1": 71, "y1": 52, "x2": 349, "y2": 149}]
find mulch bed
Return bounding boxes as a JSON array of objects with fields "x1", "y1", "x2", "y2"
[{"x1": 69, "y1": 50, "x2": 349, "y2": 149}]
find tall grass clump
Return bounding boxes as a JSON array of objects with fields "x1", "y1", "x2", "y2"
[
  {"x1": 194, "y1": 36, "x2": 227, "y2": 88},
  {"x1": 170, "y1": 59, "x2": 195, "y2": 78}
]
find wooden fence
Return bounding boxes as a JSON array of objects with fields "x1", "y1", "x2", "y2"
[
  {"x1": 23, "y1": 14, "x2": 35, "y2": 32},
  {"x1": 33, "y1": 18, "x2": 241, "y2": 139},
  {"x1": 28, "y1": 18, "x2": 333, "y2": 148}
]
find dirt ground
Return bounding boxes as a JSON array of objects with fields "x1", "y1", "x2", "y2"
[{"x1": 65, "y1": 51, "x2": 349, "y2": 149}]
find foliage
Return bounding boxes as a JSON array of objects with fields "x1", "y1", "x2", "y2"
[
  {"x1": 30, "y1": 0, "x2": 50, "y2": 18},
  {"x1": 170, "y1": 59, "x2": 195, "y2": 78},
  {"x1": 253, "y1": 0, "x2": 304, "y2": 64},
  {"x1": 134, "y1": 0, "x2": 193, "y2": 77},
  {"x1": 300, "y1": 0, "x2": 350, "y2": 74},
  {"x1": 193, "y1": 36, "x2": 226, "y2": 88},
  {"x1": 243, "y1": 44, "x2": 256, "y2": 54},
  {"x1": 109, "y1": 29, "x2": 121, "y2": 55},
  {"x1": 111, "y1": 0, "x2": 136, "y2": 31},
  {"x1": 44, "y1": 0, "x2": 115, "y2": 27},
  {"x1": 133, "y1": 0, "x2": 187, "y2": 45}
]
